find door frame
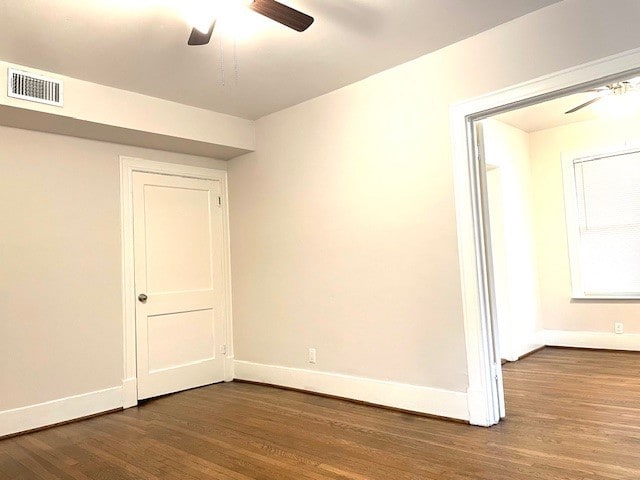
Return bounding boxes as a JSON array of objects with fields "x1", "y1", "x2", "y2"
[
  {"x1": 451, "y1": 47, "x2": 640, "y2": 427},
  {"x1": 119, "y1": 156, "x2": 233, "y2": 408}
]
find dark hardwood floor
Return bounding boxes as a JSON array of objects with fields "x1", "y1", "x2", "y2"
[{"x1": 2, "y1": 347, "x2": 640, "y2": 479}]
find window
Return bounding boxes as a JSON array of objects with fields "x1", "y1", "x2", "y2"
[{"x1": 562, "y1": 147, "x2": 640, "y2": 298}]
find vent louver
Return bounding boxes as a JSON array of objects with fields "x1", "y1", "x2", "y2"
[{"x1": 7, "y1": 68, "x2": 63, "y2": 107}]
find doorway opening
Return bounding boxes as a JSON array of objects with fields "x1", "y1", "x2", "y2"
[{"x1": 452, "y1": 48, "x2": 640, "y2": 426}]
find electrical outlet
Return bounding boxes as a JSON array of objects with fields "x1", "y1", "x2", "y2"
[
  {"x1": 308, "y1": 348, "x2": 317, "y2": 364},
  {"x1": 220, "y1": 344, "x2": 227, "y2": 355},
  {"x1": 614, "y1": 322, "x2": 624, "y2": 334}
]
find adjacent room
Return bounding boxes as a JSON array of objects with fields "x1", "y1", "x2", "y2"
[
  {"x1": 483, "y1": 79, "x2": 640, "y2": 365},
  {"x1": 2, "y1": 0, "x2": 640, "y2": 478},
  {"x1": 476, "y1": 76, "x2": 640, "y2": 432}
]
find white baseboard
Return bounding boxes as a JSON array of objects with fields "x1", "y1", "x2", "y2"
[
  {"x1": 233, "y1": 360, "x2": 469, "y2": 421},
  {"x1": 0, "y1": 386, "x2": 123, "y2": 438},
  {"x1": 537, "y1": 329, "x2": 640, "y2": 351},
  {"x1": 515, "y1": 342, "x2": 545, "y2": 360},
  {"x1": 1, "y1": 359, "x2": 472, "y2": 438}
]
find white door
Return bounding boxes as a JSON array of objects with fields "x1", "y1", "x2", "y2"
[{"x1": 133, "y1": 171, "x2": 226, "y2": 400}]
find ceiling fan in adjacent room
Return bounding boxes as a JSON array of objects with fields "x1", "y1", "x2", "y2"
[
  {"x1": 564, "y1": 78, "x2": 640, "y2": 114},
  {"x1": 187, "y1": 0, "x2": 314, "y2": 46}
]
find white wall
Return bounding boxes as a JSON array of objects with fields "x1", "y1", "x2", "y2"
[
  {"x1": 482, "y1": 119, "x2": 540, "y2": 361},
  {"x1": 0, "y1": 125, "x2": 225, "y2": 421},
  {"x1": 228, "y1": 0, "x2": 640, "y2": 417},
  {"x1": 530, "y1": 113, "x2": 640, "y2": 338}
]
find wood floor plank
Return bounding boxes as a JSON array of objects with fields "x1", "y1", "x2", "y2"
[{"x1": 1, "y1": 347, "x2": 640, "y2": 479}]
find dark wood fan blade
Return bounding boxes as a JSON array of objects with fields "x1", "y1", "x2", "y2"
[
  {"x1": 565, "y1": 97, "x2": 601, "y2": 114},
  {"x1": 250, "y1": 0, "x2": 314, "y2": 32},
  {"x1": 188, "y1": 21, "x2": 216, "y2": 46}
]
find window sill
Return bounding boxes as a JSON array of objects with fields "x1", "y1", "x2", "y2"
[{"x1": 571, "y1": 295, "x2": 640, "y2": 300}]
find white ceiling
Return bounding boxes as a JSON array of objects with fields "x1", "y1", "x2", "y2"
[
  {"x1": 0, "y1": 0, "x2": 561, "y2": 120},
  {"x1": 494, "y1": 75, "x2": 640, "y2": 132},
  {"x1": 493, "y1": 91, "x2": 606, "y2": 132}
]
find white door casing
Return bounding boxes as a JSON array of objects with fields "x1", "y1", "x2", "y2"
[
  {"x1": 474, "y1": 123, "x2": 506, "y2": 420},
  {"x1": 120, "y1": 157, "x2": 233, "y2": 407}
]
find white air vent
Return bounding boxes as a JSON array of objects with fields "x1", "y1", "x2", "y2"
[{"x1": 7, "y1": 68, "x2": 63, "y2": 107}]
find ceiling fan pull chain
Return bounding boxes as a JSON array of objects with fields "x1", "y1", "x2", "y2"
[
  {"x1": 219, "y1": 37, "x2": 225, "y2": 87},
  {"x1": 234, "y1": 38, "x2": 239, "y2": 86}
]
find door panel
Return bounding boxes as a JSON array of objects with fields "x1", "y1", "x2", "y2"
[
  {"x1": 147, "y1": 309, "x2": 215, "y2": 372},
  {"x1": 133, "y1": 171, "x2": 225, "y2": 400},
  {"x1": 144, "y1": 185, "x2": 213, "y2": 293}
]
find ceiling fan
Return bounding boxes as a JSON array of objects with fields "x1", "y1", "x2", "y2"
[
  {"x1": 565, "y1": 78, "x2": 640, "y2": 114},
  {"x1": 187, "y1": 0, "x2": 314, "y2": 46}
]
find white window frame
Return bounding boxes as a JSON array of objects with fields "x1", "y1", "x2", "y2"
[{"x1": 562, "y1": 142, "x2": 640, "y2": 299}]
